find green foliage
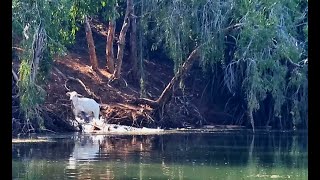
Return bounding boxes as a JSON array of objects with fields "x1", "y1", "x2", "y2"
[
  {"x1": 19, "y1": 58, "x2": 46, "y2": 122},
  {"x1": 16, "y1": 28, "x2": 46, "y2": 129},
  {"x1": 13, "y1": 0, "x2": 76, "y2": 130},
  {"x1": 287, "y1": 67, "x2": 308, "y2": 128},
  {"x1": 142, "y1": 0, "x2": 308, "y2": 129},
  {"x1": 233, "y1": 0, "x2": 307, "y2": 128},
  {"x1": 12, "y1": 0, "x2": 73, "y2": 54},
  {"x1": 37, "y1": 48, "x2": 53, "y2": 83},
  {"x1": 142, "y1": 0, "x2": 231, "y2": 73},
  {"x1": 69, "y1": 0, "x2": 119, "y2": 28}
]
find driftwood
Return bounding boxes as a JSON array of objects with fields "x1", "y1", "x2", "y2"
[
  {"x1": 82, "y1": 122, "x2": 164, "y2": 134},
  {"x1": 102, "y1": 103, "x2": 154, "y2": 127}
]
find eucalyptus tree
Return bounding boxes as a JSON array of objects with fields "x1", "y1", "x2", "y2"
[
  {"x1": 105, "y1": 4, "x2": 117, "y2": 73},
  {"x1": 112, "y1": 0, "x2": 134, "y2": 79},
  {"x1": 68, "y1": 0, "x2": 111, "y2": 70},
  {"x1": 12, "y1": 0, "x2": 76, "y2": 131},
  {"x1": 71, "y1": 0, "x2": 118, "y2": 74},
  {"x1": 128, "y1": 1, "x2": 138, "y2": 80},
  {"x1": 70, "y1": 0, "x2": 135, "y2": 80}
]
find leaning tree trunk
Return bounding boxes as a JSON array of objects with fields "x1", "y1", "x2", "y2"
[
  {"x1": 106, "y1": 20, "x2": 115, "y2": 73},
  {"x1": 84, "y1": 16, "x2": 98, "y2": 70},
  {"x1": 155, "y1": 46, "x2": 200, "y2": 107},
  {"x1": 132, "y1": 46, "x2": 201, "y2": 109},
  {"x1": 113, "y1": 0, "x2": 133, "y2": 79},
  {"x1": 129, "y1": 5, "x2": 138, "y2": 79}
]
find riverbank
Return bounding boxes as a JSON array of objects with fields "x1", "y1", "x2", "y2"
[{"x1": 13, "y1": 26, "x2": 234, "y2": 135}]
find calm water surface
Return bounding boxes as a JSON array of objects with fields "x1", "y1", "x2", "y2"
[{"x1": 12, "y1": 130, "x2": 308, "y2": 180}]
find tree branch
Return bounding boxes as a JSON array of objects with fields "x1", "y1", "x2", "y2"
[{"x1": 12, "y1": 69, "x2": 19, "y2": 82}]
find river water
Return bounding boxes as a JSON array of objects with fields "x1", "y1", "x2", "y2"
[{"x1": 12, "y1": 130, "x2": 307, "y2": 179}]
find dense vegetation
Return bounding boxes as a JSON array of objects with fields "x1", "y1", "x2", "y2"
[{"x1": 12, "y1": 0, "x2": 308, "y2": 134}]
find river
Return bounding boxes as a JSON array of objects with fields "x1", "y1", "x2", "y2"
[{"x1": 12, "y1": 130, "x2": 308, "y2": 179}]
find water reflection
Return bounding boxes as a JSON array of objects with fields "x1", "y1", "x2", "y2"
[{"x1": 12, "y1": 131, "x2": 308, "y2": 179}]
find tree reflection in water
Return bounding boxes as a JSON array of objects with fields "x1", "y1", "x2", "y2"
[{"x1": 12, "y1": 131, "x2": 308, "y2": 179}]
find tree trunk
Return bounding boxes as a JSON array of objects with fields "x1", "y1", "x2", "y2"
[
  {"x1": 106, "y1": 20, "x2": 115, "y2": 73},
  {"x1": 155, "y1": 46, "x2": 201, "y2": 107},
  {"x1": 31, "y1": 23, "x2": 47, "y2": 82},
  {"x1": 84, "y1": 16, "x2": 98, "y2": 70},
  {"x1": 113, "y1": 0, "x2": 133, "y2": 79},
  {"x1": 129, "y1": 5, "x2": 138, "y2": 79}
]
